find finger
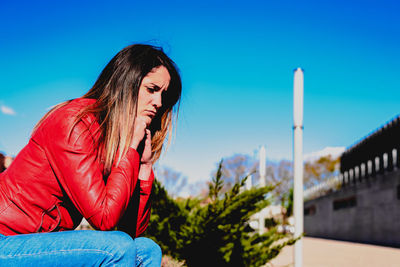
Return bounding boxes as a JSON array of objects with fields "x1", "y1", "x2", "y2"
[
  {"x1": 137, "y1": 118, "x2": 147, "y2": 130},
  {"x1": 145, "y1": 131, "x2": 152, "y2": 147},
  {"x1": 131, "y1": 118, "x2": 148, "y2": 149},
  {"x1": 145, "y1": 129, "x2": 151, "y2": 139}
]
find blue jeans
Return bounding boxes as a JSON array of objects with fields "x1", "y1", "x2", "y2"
[{"x1": 0, "y1": 230, "x2": 161, "y2": 266}]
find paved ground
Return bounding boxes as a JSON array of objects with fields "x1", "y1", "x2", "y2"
[{"x1": 268, "y1": 237, "x2": 400, "y2": 267}]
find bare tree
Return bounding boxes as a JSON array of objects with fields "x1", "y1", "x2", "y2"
[
  {"x1": 156, "y1": 166, "x2": 188, "y2": 198},
  {"x1": 265, "y1": 160, "x2": 293, "y2": 199},
  {"x1": 304, "y1": 155, "x2": 340, "y2": 188},
  {"x1": 211, "y1": 153, "x2": 294, "y2": 200},
  {"x1": 211, "y1": 154, "x2": 257, "y2": 193}
]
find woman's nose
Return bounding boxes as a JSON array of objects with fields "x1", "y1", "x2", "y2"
[{"x1": 153, "y1": 93, "x2": 162, "y2": 109}]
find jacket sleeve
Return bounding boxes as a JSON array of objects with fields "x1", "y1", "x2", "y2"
[
  {"x1": 117, "y1": 170, "x2": 154, "y2": 237},
  {"x1": 42, "y1": 116, "x2": 140, "y2": 231},
  {"x1": 136, "y1": 171, "x2": 154, "y2": 236}
]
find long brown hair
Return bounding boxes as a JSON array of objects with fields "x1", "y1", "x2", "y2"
[{"x1": 34, "y1": 44, "x2": 181, "y2": 175}]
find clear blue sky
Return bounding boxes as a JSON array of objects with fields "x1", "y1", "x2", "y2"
[{"x1": 1, "y1": 0, "x2": 399, "y2": 184}]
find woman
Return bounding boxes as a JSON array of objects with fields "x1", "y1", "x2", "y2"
[{"x1": 0, "y1": 44, "x2": 181, "y2": 266}]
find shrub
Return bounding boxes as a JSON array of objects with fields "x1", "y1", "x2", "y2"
[{"x1": 145, "y1": 161, "x2": 297, "y2": 267}]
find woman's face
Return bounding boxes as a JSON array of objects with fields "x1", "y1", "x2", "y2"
[{"x1": 137, "y1": 66, "x2": 171, "y2": 126}]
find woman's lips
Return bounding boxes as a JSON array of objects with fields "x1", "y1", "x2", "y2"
[{"x1": 145, "y1": 110, "x2": 156, "y2": 118}]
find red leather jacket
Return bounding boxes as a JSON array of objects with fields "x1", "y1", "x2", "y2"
[{"x1": 0, "y1": 98, "x2": 153, "y2": 237}]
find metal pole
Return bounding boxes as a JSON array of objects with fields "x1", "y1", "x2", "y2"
[
  {"x1": 258, "y1": 146, "x2": 266, "y2": 235},
  {"x1": 293, "y1": 68, "x2": 304, "y2": 267},
  {"x1": 246, "y1": 174, "x2": 252, "y2": 190},
  {"x1": 259, "y1": 146, "x2": 266, "y2": 187}
]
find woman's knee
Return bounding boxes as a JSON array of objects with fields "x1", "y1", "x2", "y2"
[
  {"x1": 108, "y1": 231, "x2": 136, "y2": 253},
  {"x1": 102, "y1": 231, "x2": 136, "y2": 264},
  {"x1": 134, "y1": 237, "x2": 162, "y2": 265}
]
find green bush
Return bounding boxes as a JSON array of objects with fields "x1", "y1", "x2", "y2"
[{"x1": 145, "y1": 161, "x2": 297, "y2": 267}]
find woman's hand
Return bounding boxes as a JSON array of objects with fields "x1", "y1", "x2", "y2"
[
  {"x1": 130, "y1": 117, "x2": 147, "y2": 150},
  {"x1": 140, "y1": 129, "x2": 152, "y2": 165},
  {"x1": 139, "y1": 129, "x2": 152, "y2": 180},
  {"x1": 130, "y1": 117, "x2": 153, "y2": 180}
]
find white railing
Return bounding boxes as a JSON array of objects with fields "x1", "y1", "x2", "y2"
[{"x1": 303, "y1": 175, "x2": 341, "y2": 201}]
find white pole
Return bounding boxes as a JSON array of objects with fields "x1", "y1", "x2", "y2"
[
  {"x1": 246, "y1": 174, "x2": 252, "y2": 190},
  {"x1": 259, "y1": 146, "x2": 266, "y2": 187},
  {"x1": 259, "y1": 216, "x2": 264, "y2": 235},
  {"x1": 293, "y1": 68, "x2": 304, "y2": 267}
]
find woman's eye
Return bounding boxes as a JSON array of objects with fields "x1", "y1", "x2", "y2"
[{"x1": 147, "y1": 87, "x2": 156, "y2": 93}]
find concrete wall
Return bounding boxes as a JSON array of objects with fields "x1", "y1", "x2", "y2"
[{"x1": 304, "y1": 169, "x2": 400, "y2": 246}]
